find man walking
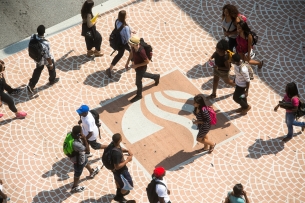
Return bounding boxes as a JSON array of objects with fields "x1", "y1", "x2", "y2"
[
  {"x1": 125, "y1": 35, "x2": 160, "y2": 103},
  {"x1": 27, "y1": 25, "x2": 59, "y2": 93},
  {"x1": 154, "y1": 167, "x2": 171, "y2": 203},
  {"x1": 231, "y1": 53, "x2": 251, "y2": 115}
]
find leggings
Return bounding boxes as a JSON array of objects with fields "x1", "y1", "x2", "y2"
[{"x1": 0, "y1": 91, "x2": 17, "y2": 113}]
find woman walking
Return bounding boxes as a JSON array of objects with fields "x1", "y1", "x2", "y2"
[
  {"x1": 81, "y1": 0, "x2": 103, "y2": 57},
  {"x1": 106, "y1": 10, "x2": 135, "y2": 78},
  {"x1": 274, "y1": 82, "x2": 305, "y2": 142},
  {"x1": 236, "y1": 21, "x2": 263, "y2": 69},
  {"x1": 192, "y1": 95, "x2": 216, "y2": 153}
]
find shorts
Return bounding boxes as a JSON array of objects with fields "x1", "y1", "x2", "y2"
[
  {"x1": 213, "y1": 69, "x2": 229, "y2": 80},
  {"x1": 74, "y1": 156, "x2": 88, "y2": 178},
  {"x1": 88, "y1": 139, "x2": 101, "y2": 150},
  {"x1": 113, "y1": 169, "x2": 134, "y2": 189}
]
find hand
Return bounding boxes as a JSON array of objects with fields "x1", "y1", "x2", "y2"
[
  {"x1": 125, "y1": 64, "x2": 130, "y2": 70},
  {"x1": 128, "y1": 150, "x2": 133, "y2": 156},
  {"x1": 192, "y1": 119, "x2": 197, "y2": 124},
  {"x1": 48, "y1": 64, "x2": 54, "y2": 70},
  {"x1": 80, "y1": 133, "x2": 86, "y2": 140},
  {"x1": 274, "y1": 106, "x2": 279, "y2": 112},
  {"x1": 130, "y1": 64, "x2": 137, "y2": 69},
  {"x1": 126, "y1": 156, "x2": 133, "y2": 162},
  {"x1": 78, "y1": 120, "x2": 82, "y2": 125},
  {"x1": 167, "y1": 189, "x2": 171, "y2": 195},
  {"x1": 242, "y1": 190, "x2": 247, "y2": 196},
  {"x1": 0, "y1": 100, "x2": 2, "y2": 107},
  {"x1": 132, "y1": 30, "x2": 137, "y2": 34}
]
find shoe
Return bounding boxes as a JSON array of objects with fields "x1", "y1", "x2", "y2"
[
  {"x1": 86, "y1": 152, "x2": 93, "y2": 158},
  {"x1": 9, "y1": 88, "x2": 22, "y2": 95},
  {"x1": 49, "y1": 78, "x2": 60, "y2": 86},
  {"x1": 0, "y1": 113, "x2": 3, "y2": 118},
  {"x1": 241, "y1": 105, "x2": 251, "y2": 115},
  {"x1": 282, "y1": 136, "x2": 292, "y2": 142},
  {"x1": 94, "y1": 50, "x2": 104, "y2": 57},
  {"x1": 27, "y1": 84, "x2": 34, "y2": 94},
  {"x1": 113, "y1": 196, "x2": 127, "y2": 202},
  {"x1": 89, "y1": 166, "x2": 100, "y2": 178},
  {"x1": 206, "y1": 93, "x2": 216, "y2": 99},
  {"x1": 154, "y1": 74, "x2": 160, "y2": 86},
  {"x1": 15, "y1": 111, "x2": 27, "y2": 119},
  {"x1": 130, "y1": 95, "x2": 142, "y2": 103},
  {"x1": 301, "y1": 125, "x2": 305, "y2": 132},
  {"x1": 106, "y1": 68, "x2": 112, "y2": 78},
  {"x1": 70, "y1": 185, "x2": 85, "y2": 193},
  {"x1": 87, "y1": 50, "x2": 94, "y2": 57},
  {"x1": 236, "y1": 107, "x2": 243, "y2": 113}
]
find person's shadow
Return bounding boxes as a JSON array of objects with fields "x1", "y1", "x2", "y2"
[
  {"x1": 55, "y1": 50, "x2": 93, "y2": 72},
  {"x1": 79, "y1": 194, "x2": 116, "y2": 203},
  {"x1": 186, "y1": 63, "x2": 211, "y2": 79}
]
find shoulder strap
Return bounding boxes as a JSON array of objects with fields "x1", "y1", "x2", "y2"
[
  {"x1": 155, "y1": 180, "x2": 167, "y2": 188},
  {"x1": 227, "y1": 20, "x2": 233, "y2": 31},
  {"x1": 115, "y1": 20, "x2": 125, "y2": 32}
]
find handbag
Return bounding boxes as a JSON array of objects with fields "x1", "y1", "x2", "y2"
[
  {"x1": 279, "y1": 101, "x2": 294, "y2": 109},
  {"x1": 85, "y1": 30, "x2": 94, "y2": 40}
]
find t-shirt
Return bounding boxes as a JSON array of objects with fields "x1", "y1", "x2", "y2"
[
  {"x1": 212, "y1": 52, "x2": 228, "y2": 70},
  {"x1": 81, "y1": 112, "x2": 98, "y2": 141},
  {"x1": 234, "y1": 63, "x2": 250, "y2": 87},
  {"x1": 283, "y1": 94, "x2": 299, "y2": 113},
  {"x1": 227, "y1": 191, "x2": 245, "y2": 203},
  {"x1": 111, "y1": 146, "x2": 127, "y2": 173},
  {"x1": 156, "y1": 179, "x2": 170, "y2": 203},
  {"x1": 70, "y1": 138, "x2": 86, "y2": 165},
  {"x1": 132, "y1": 46, "x2": 148, "y2": 69}
]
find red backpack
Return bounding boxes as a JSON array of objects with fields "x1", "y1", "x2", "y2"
[
  {"x1": 202, "y1": 106, "x2": 217, "y2": 125},
  {"x1": 238, "y1": 13, "x2": 247, "y2": 22}
]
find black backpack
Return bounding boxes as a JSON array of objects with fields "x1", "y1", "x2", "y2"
[
  {"x1": 109, "y1": 20, "x2": 125, "y2": 53},
  {"x1": 28, "y1": 34, "x2": 46, "y2": 62},
  {"x1": 146, "y1": 177, "x2": 166, "y2": 203},
  {"x1": 139, "y1": 38, "x2": 153, "y2": 61},
  {"x1": 296, "y1": 100, "x2": 305, "y2": 120},
  {"x1": 101, "y1": 142, "x2": 120, "y2": 170},
  {"x1": 89, "y1": 109, "x2": 101, "y2": 128}
]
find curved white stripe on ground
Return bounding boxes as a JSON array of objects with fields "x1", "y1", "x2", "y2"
[
  {"x1": 122, "y1": 99, "x2": 163, "y2": 144},
  {"x1": 164, "y1": 90, "x2": 194, "y2": 100},
  {"x1": 154, "y1": 91, "x2": 194, "y2": 113},
  {"x1": 145, "y1": 94, "x2": 198, "y2": 148}
]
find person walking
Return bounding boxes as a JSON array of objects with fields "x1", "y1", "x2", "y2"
[
  {"x1": 69, "y1": 125, "x2": 100, "y2": 193},
  {"x1": 274, "y1": 82, "x2": 305, "y2": 142},
  {"x1": 0, "y1": 61, "x2": 27, "y2": 119},
  {"x1": 153, "y1": 167, "x2": 171, "y2": 203},
  {"x1": 207, "y1": 39, "x2": 235, "y2": 99},
  {"x1": 224, "y1": 183, "x2": 250, "y2": 203},
  {"x1": 27, "y1": 25, "x2": 60, "y2": 94},
  {"x1": 81, "y1": 0, "x2": 104, "y2": 57},
  {"x1": 231, "y1": 53, "x2": 252, "y2": 115},
  {"x1": 106, "y1": 10, "x2": 136, "y2": 78},
  {"x1": 192, "y1": 95, "x2": 216, "y2": 153},
  {"x1": 125, "y1": 35, "x2": 160, "y2": 103},
  {"x1": 0, "y1": 60, "x2": 22, "y2": 95}
]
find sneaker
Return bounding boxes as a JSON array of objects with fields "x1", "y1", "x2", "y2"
[
  {"x1": 49, "y1": 78, "x2": 60, "y2": 86},
  {"x1": 9, "y1": 88, "x2": 22, "y2": 95},
  {"x1": 301, "y1": 125, "x2": 304, "y2": 132},
  {"x1": 113, "y1": 196, "x2": 127, "y2": 202},
  {"x1": 0, "y1": 113, "x2": 3, "y2": 118},
  {"x1": 27, "y1": 84, "x2": 34, "y2": 94},
  {"x1": 106, "y1": 68, "x2": 112, "y2": 78},
  {"x1": 130, "y1": 95, "x2": 142, "y2": 103},
  {"x1": 94, "y1": 50, "x2": 104, "y2": 57},
  {"x1": 15, "y1": 111, "x2": 27, "y2": 119},
  {"x1": 282, "y1": 136, "x2": 292, "y2": 142},
  {"x1": 70, "y1": 185, "x2": 85, "y2": 193},
  {"x1": 89, "y1": 166, "x2": 100, "y2": 178},
  {"x1": 241, "y1": 105, "x2": 251, "y2": 115},
  {"x1": 154, "y1": 74, "x2": 160, "y2": 86},
  {"x1": 235, "y1": 107, "x2": 243, "y2": 113},
  {"x1": 86, "y1": 152, "x2": 93, "y2": 158}
]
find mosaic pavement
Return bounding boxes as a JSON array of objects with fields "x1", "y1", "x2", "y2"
[{"x1": 0, "y1": 0, "x2": 305, "y2": 202}]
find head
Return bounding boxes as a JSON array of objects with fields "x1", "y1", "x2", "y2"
[
  {"x1": 216, "y1": 39, "x2": 229, "y2": 56},
  {"x1": 76, "y1": 105, "x2": 89, "y2": 117},
  {"x1": 128, "y1": 35, "x2": 140, "y2": 48},
  {"x1": 237, "y1": 21, "x2": 250, "y2": 36},
  {"x1": 193, "y1": 95, "x2": 207, "y2": 109},
  {"x1": 233, "y1": 183, "x2": 243, "y2": 196},
  {"x1": 222, "y1": 4, "x2": 239, "y2": 21},
  {"x1": 0, "y1": 60, "x2": 5, "y2": 73},
  {"x1": 71, "y1": 125, "x2": 82, "y2": 139},
  {"x1": 153, "y1": 166, "x2": 166, "y2": 179},
  {"x1": 231, "y1": 53, "x2": 241, "y2": 65},
  {"x1": 118, "y1": 10, "x2": 127, "y2": 25},
  {"x1": 81, "y1": 0, "x2": 94, "y2": 19},
  {"x1": 285, "y1": 82, "x2": 299, "y2": 98},
  {"x1": 37, "y1": 25, "x2": 45, "y2": 36},
  {"x1": 112, "y1": 133, "x2": 122, "y2": 145}
]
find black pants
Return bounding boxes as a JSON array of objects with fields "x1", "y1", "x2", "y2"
[
  {"x1": 111, "y1": 43, "x2": 131, "y2": 66},
  {"x1": 85, "y1": 31, "x2": 102, "y2": 51},
  {"x1": 233, "y1": 85, "x2": 249, "y2": 109},
  {"x1": 2, "y1": 77, "x2": 14, "y2": 94},
  {"x1": 29, "y1": 59, "x2": 56, "y2": 88},
  {"x1": 135, "y1": 66, "x2": 158, "y2": 96},
  {"x1": 228, "y1": 37, "x2": 237, "y2": 52},
  {"x1": 1, "y1": 91, "x2": 17, "y2": 112}
]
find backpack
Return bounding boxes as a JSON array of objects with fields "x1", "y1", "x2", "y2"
[
  {"x1": 101, "y1": 142, "x2": 121, "y2": 170},
  {"x1": 109, "y1": 20, "x2": 125, "y2": 52},
  {"x1": 247, "y1": 31, "x2": 258, "y2": 46},
  {"x1": 238, "y1": 13, "x2": 247, "y2": 22},
  {"x1": 294, "y1": 97, "x2": 305, "y2": 120},
  {"x1": 239, "y1": 62, "x2": 254, "y2": 80},
  {"x1": 28, "y1": 34, "x2": 46, "y2": 62},
  {"x1": 89, "y1": 109, "x2": 101, "y2": 128},
  {"x1": 139, "y1": 38, "x2": 153, "y2": 61},
  {"x1": 63, "y1": 133, "x2": 78, "y2": 158},
  {"x1": 202, "y1": 106, "x2": 217, "y2": 125},
  {"x1": 146, "y1": 177, "x2": 167, "y2": 203}
]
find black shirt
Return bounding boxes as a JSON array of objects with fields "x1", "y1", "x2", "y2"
[
  {"x1": 212, "y1": 52, "x2": 229, "y2": 71},
  {"x1": 112, "y1": 146, "x2": 128, "y2": 173}
]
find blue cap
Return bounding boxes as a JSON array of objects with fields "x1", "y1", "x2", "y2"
[{"x1": 76, "y1": 105, "x2": 89, "y2": 114}]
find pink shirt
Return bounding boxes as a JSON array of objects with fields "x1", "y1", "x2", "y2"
[{"x1": 283, "y1": 94, "x2": 299, "y2": 112}]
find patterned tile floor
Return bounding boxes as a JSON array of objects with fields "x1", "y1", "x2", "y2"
[{"x1": 1, "y1": 0, "x2": 305, "y2": 202}]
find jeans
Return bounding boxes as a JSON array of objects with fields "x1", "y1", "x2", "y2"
[
  {"x1": 228, "y1": 37, "x2": 237, "y2": 52},
  {"x1": 0, "y1": 91, "x2": 17, "y2": 113},
  {"x1": 111, "y1": 43, "x2": 131, "y2": 66},
  {"x1": 29, "y1": 59, "x2": 56, "y2": 88},
  {"x1": 113, "y1": 168, "x2": 134, "y2": 189},
  {"x1": 233, "y1": 85, "x2": 248, "y2": 109},
  {"x1": 286, "y1": 112, "x2": 305, "y2": 138},
  {"x1": 135, "y1": 66, "x2": 158, "y2": 96}
]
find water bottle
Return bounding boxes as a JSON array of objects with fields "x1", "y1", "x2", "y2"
[{"x1": 240, "y1": 94, "x2": 245, "y2": 98}]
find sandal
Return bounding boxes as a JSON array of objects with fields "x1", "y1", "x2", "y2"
[
  {"x1": 196, "y1": 147, "x2": 209, "y2": 153},
  {"x1": 209, "y1": 143, "x2": 216, "y2": 153},
  {"x1": 206, "y1": 93, "x2": 216, "y2": 99},
  {"x1": 258, "y1": 60, "x2": 263, "y2": 69},
  {"x1": 302, "y1": 125, "x2": 305, "y2": 132}
]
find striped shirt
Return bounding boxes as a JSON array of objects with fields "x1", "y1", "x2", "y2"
[
  {"x1": 30, "y1": 34, "x2": 54, "y2": 66},
  {"x1": 233, "y1": 62, "x2": 250, "y2": 87}
]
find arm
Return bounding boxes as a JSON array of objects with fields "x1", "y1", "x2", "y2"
[
  {"x1": 80, "y1": 133, "x2": 90, "y2": 152},
  {"x1": 243, "y1": 190, "x2": 250, "y2": 203},
  {"x1": 125, "y1": 49, "x2": 133, "y2": 69},
  {"x1": 86, "y1": 131, "x2": 93, "y2": 140},
  {"x1": 158, "y1": 197, "x2": 166, "y2": 203},
  {"x1": 132, "y1": 59, "x2": 149, "y2": 69},
  {"x1": 246, "y1": 34, "x2": 253, "y2": 61},
  {"x1": 86, "y1": 14, "x2": 96, "y2": 28},
  {"x1": 224, "y1": 59, "x2": 230, "y2": 70},
  {"x1": 113, "y1": 156, "x2": 132, "y2": 170}
]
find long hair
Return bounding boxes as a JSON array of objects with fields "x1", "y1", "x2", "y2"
[
  {"x1": 118, "y1": 10, "x2": 127, "y2": 26},
  {"x1": 285, "y1": 82, "x2": 299, "y2": 98},
  {"x1": 81, "y1": 1, "x2": 94, "y2": 20},
  {"x1": 193, "y1": 95, "x2": 207, "y2": 114},
  {"x1": 237, "y1": 21, "x2": 251, "y2": 37},
  {"x1": 222, "y1": 4, "x2": 239, "y2": 22}
]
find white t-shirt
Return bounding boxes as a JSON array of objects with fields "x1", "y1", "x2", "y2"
[
  {"x1": 234, "y1": 62, "x2": 250, "y2": 88},
  {"x1": 156, "y1": 179, "x2": 170, "y2": 203},
  {"x1": 81, "y1": 112, "x2": 98, "y2": 141}
]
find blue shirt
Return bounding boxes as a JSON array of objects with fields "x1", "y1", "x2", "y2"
[
  {"x1": 228, "y1": 191, "x2": 245, "y2": 203},
  {"x1": 115, "y1": 20, "x2": 131, "y2": 45}
]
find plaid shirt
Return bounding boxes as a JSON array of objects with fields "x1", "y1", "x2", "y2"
[{"x1": 30, "y1": 34, "x2": 54, "y2": 66}]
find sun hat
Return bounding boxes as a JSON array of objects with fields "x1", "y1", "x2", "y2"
[{"x1": 128, "y1": 35, "x2": 140, "y2": 45}]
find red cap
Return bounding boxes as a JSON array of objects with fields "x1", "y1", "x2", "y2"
[{"x1": 153, "y1": 167, "x2": 166, "y2": 178}]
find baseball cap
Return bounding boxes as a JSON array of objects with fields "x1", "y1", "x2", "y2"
[
  {"x1": 128, "y1": 35, "x2": 140, "y2": 45},
  {"x1": 153, "y1": 166, "x2": 166, "y2": 178},
  {"x1": 76, "y1": 105, "x2": 89, "y2": 114}
]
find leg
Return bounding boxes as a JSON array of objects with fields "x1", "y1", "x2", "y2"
[
  {"x1": 211, "y1": 75, "x2": 220, "y2": 96},
  {"x1": 285, "y1": 112, "x2": 295, "y2": 140},
  {"x1": 48, "y1": 59, "x2": 57, "y2": 83},
  {"x1": 222, "y1": 76, "x2": 235, "y2": 87},
  {"x1": 29, "y1": 63, "x2": 44, "y2": 88},
  {"x1": 135, "y1": 68, "x2": 146, "y2": 97},
  {"x1": 249, "y1": 58, "x2": 263, "y2": 69},
  {"x1": 72, "y1": 158, "x2": 88, "y2": 188},
  {"x1": 142, "y1": 69, "x2": 160, "y2": 86},
  {"x1": 233, "y1": 85, "x2": 248, "y2": 109},
  {"x1": 292, "y1": 119, "x2": 305, "y2": 131},
  {"x1": 111, "y1": 44, "x2": 130, "y2": 68},
  {"x1": 2, "y1": 78, "x2": 14, "y2": 94},
  {"x1": 94, "y1": 32, "x2": 104, "y2": 57},
  {"x1": 0, "y1": 92, "x2": 17, "y2": 113},
  {"x1": 88, "y1": 140, "x2": 107, "y2": 150}
]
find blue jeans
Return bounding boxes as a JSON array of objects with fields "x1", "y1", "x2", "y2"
[{"x1": 286, "y1": 112, "x2": 305, "y2": 138}]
